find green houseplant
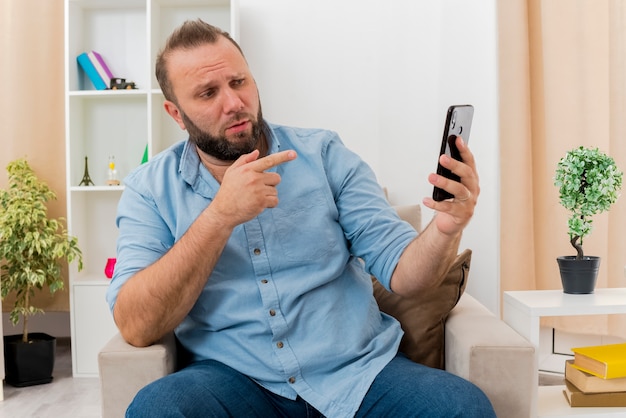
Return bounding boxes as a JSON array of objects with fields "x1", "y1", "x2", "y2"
[
  {"x1": 554, "y1": 146, "x2": 623, "y2": 293},
  {"x1": 0, "y1": 159, "x2": 83, "y2": 386}
]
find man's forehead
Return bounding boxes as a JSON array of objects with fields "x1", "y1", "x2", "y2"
[
  {"x1": 166, "y1": 40, "x2": 249, "y2": 96},
  {"x1": 173, "y1": 37, "x2": 241, "y2": 60},
  {"x1": 168, "y1": 39, "x2": 246, "y2": 74}
]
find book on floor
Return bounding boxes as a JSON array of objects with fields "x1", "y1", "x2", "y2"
[
  {"x1": 565, "y1": 360, "x2": 626, "y2": 393},
  {"x1": 571, "y1": 342, "x2": 626, "y2": 379},
  {"x1": 563, "y1": 380, "x2": 626, "y2": 407}
]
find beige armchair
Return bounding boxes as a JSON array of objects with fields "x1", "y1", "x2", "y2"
[
  {"x1": 99, "y1": 293, "x2": 535, "y2": 418},
  {"x1": 99, "y1": 205, "x2": 535, "y2": 417}
]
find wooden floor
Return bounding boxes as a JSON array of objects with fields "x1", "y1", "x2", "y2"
[{"x1": 0, "y1": 338, "x2": 101, "y2": 418}]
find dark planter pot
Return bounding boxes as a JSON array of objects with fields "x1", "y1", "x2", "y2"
[
  {"x1": 4, "y1": 332, "x2": 56, "y2": 387},
  {"x1": 556, "y1": 256, "x2": 600, "y2": 294}
]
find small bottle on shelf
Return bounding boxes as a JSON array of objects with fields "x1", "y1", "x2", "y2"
[{"x1": 106, "y1": 155, "x2": 120, "y2": 186}]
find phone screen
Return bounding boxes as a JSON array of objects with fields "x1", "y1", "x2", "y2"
[{"x1": 432, "y1": 105, "x2": 474, "y2": 201}]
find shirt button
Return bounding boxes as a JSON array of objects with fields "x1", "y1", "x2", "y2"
[
  {"x1": 269, "y1": 309, "x2": 276, "y2": 316},
  {"x1": 288, "y1": 377, "x2": 296, "y2": 384},
  {"x1": 253, "y1": 248, "x2": 261, "y2": 255},
  {"x1": 261, "y1": 279, "x2": 268, "y2": 284},
  {"x1": 276, "y1": 341, "x2": 284, "y2": 349}
]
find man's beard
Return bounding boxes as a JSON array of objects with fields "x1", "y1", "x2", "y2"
[{"x1": 182, "y1": 107, "x2": 264, "y2": 161}]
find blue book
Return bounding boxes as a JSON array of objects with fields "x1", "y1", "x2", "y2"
[{"x1": 77, "y1": 52, "x2": 107, "y2": 90}]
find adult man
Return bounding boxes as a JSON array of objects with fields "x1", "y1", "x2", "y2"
[{"x1": 107, "y1": 19, "x2": 495, "y2": 418}]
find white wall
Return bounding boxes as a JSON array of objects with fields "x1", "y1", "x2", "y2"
[
  {"x1": 3, "y1": 312, "x2": 71, "y2": 338},
  {"x1": 238, "y1": 0, "x2": 500, "y2": 314}
]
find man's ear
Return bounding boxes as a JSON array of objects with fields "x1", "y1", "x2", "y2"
[{"x1": 163, "y1": 100, "x2": 186, "y2": 130}]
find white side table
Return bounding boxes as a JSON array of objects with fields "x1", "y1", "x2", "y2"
[{"x1": 503, "y1": 288, "x2": 626, "y2": 418}]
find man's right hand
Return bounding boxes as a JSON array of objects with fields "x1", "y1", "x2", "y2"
[
  {"x1": 115, "y1": 149, "x2": 297, "y2": 347},
  {"x1": 210, "y1": 149, "x2": 298, "y2": 228}
]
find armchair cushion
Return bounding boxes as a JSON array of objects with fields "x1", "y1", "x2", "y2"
[
  {"x1": 372, "y1": 249, "x2": 470, "y2": 369},
  {"x1": 372, "y1": 203, "x2": 470, "y2": 369}
]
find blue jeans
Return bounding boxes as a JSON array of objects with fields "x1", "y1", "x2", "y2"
[{"x1": 126, "y1": 353, "x2": 496, "y2": 417}]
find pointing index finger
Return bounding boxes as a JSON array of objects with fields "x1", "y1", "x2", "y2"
[{"x1": 252, "y1": 150, "x2": 298, "y2": 172}]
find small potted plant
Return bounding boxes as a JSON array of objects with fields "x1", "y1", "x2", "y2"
[
  {"x1": 0, "y1": 159, "x2": 83, "y2": 386},
  {"x1": 554, "y1": 146, "x2": 623, "y2": 294}
]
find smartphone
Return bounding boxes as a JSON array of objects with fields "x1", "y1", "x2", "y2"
[{"x1": 432, "y1": 104, "x2": 474, "y2": 201}]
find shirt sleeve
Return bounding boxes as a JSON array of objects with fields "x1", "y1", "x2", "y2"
[
  {"x1": 105, "y1": 175, "x2": 175, "y2": 312},
  {"x1": 321, "y1": 134, "x2": 417, "y2": 290}
]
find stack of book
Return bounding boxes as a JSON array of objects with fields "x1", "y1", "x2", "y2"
[
  {"x1": 76, "y1": 50, "x2": 114, "y2": 90},
  {"x1": 563, "y1": 342, "x2": 626, "y2": 407}
]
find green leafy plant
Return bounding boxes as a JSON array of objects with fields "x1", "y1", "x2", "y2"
[
  {"x1": 0, "y1": 159, "x2": 83, "y2": 343},
  {"x1": 554, "y1": 146, "x2": 623, "y2": 260}
]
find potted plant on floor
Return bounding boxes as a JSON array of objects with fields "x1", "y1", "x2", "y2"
[
  {"x1": 554, "y1": 146, "x2": 623, "y2": 294},
  {"x1": 0, "y1": 159, "x2": 83, "y2": 387}
]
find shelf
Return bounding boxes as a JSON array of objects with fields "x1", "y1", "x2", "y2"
[
  {"x1": 504, "y1": 289, "x2": 626, "y2": 417},
  {"x1": 67, "y1": 95, "x2": 148, "y2": 185},
  {"x1": 69, "y1": 89, "x2": 148, "y2": 97},
  {"x1": 67, "y1": 2, "x2": 147, "y2": 92},
  {"x1": 67, "y1": 0, "x2": 145, "y2": 9},
  {"x1": 154, "y1": 0, "x2": 232, "y2": 6},
  {"x1": 504, "y1": 289, "x2": 626, "y2": 317},
  {"x1": 72, "y1": 276, "x2": 113, "y2": 286},
  {"x1": 539, "y1": 385, "x2": 626, "y2": 417},
  {"x1": 65, "y1": 0, "x2": 237, "y2": 379},
  {"x1": 70, "y1": 185, "x2": 125, "y2": 192}
]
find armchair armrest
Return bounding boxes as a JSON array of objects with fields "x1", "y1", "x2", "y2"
[
  {"x1": 98, "y1": 332, "x2": 178, "y2": 418},
  {"x1": 445, "y1": 293, "x2": 535, "y2": 418}
]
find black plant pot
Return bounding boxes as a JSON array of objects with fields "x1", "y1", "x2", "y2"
[
  {"x1": 556, "y1": 256, "x2": 600, "y2": 294},
  {"x1": 4, "y1": 332, "x2": 56, "y2": 387}
]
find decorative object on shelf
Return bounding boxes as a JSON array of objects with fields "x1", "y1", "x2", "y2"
[
  {"x1": 565, "y1": 359, "x2": 626, "y2": 394},
  {"x1": 104, "y1": 258, "x2": 117, "y2": 279},
  {"x1": 141, "y1": 144, "x2": 149, "y2": 164},
  {"x1": 87, "y1": 50, "x2": 115, "y2": 88},
  {"x1": 79, "y1": 156, "x2": 95, "y2": 186},
  {"x1": 554, "y1": 146, "x2": 623, "y2": 294},
  {"x1": 110, "y1": 77, "x2": 137, "y2": 90},
  {"x1": 0, "y1": 159, "x2": 83, "y2": 387},
  {"x1": 107, "y1": 155, "x2": 120, "y2": 186},
  {"x1": 77, "y1": 52, "x2": 107, "y2": 90},
  {"x1": 571, "y1": 342, "x2": 626, "y2": 380}
]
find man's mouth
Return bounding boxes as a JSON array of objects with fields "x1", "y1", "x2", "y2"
[{"x1": 225, "y1": 120, "x2": 250, "y2": 135}]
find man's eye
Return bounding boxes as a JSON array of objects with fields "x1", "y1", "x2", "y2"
[
  {"x1": 201, "y1": 89, "x2": 215, "y2": 98},
  {"x1": 232, "y1": 79, "x2": 245, "y2": 87}
]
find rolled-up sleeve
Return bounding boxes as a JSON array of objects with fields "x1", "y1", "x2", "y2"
[{"x1": 321, "y1": 135, "x2": 417, "y2": 290}]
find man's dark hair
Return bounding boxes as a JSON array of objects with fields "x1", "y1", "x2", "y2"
[{"x1": 155, "y1": 19, "x2": 243, "y2": 103}]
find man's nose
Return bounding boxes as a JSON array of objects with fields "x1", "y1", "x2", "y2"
[{"x1": 222, "y1": 88, "x2": 244, "y2": 113}]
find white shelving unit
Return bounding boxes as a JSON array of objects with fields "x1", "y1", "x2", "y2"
[
  {"x1": 503, "y1": 289, "x2": 626, "y2": 417},
  {"x1": 64, "y1": 0, "x2": 238, "y2": 377}
]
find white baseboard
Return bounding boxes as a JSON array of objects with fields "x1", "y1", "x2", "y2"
[{"x1": 2, "y1": 312, "x2": 71, "y2": 338}]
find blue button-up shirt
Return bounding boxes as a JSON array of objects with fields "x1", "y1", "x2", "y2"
[{"x1": 107, "y1": 122, "x2": 417, "y2": 417}]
